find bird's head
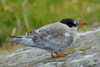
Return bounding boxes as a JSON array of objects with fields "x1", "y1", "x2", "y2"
[{"x1": 60, "y1": 18, "x2": 87, "y2": 28}]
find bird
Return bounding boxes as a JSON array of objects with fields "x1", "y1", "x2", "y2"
[{"x1": 8, "y1": 18, "x2": 87, "y2": 58}]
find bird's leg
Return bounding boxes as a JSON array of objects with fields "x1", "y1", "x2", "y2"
[
  {"x1": 51, "y1": 52, "x2": 57, "y2": 58},
  {"x1": 51, "y1": 52, "x2": 66, "y2": 58},
  {"x1": 55, "y1": 52, "x2": 66, "y2": 57}
]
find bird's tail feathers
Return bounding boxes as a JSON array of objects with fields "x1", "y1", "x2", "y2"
[
  {"x1": 8, "y1": 36, "x2": 35, "y2": 47},
  {"x1": 10, "y1": 36, "x2": 22, "y2": 38}
]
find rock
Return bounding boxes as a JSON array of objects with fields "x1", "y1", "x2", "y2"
[{"x1": 0, "y1": 27, "x2": 100, "y2": 67}]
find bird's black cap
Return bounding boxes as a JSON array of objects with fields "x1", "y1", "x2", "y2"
[{"x1": 60, "y1": 18, "x2": 78, "y2": 27}]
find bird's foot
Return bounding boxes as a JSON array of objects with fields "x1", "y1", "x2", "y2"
[{"x1": 51, "y1": 52, "x2": 66, "y2": 58}]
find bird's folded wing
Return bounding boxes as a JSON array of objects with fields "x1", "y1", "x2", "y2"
[
  {"x1": 8, "y1": 23, "x2": 74, "y2": 51},
  {"x1": 33, "y1": 23, "x2": 74, "y2": 50}
]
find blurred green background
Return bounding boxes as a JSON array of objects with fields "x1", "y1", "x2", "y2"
[{"x1": 0, "y1": 0, "x2": 100, "y2": 54}]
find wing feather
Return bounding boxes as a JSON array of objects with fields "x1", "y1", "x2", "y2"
[
  {"x1": 32, "y1": 23, "x2": 74, "y2": 52},
  {"x1": 9, "y1": 22, "x2": 74, "y2": 52}
]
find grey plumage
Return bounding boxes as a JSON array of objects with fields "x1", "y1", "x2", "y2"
[
  {"x1": 8, "y1": 22, "x2": 77, "y2": 52},
  {"x1": 8, "y1": 38, "x2": 35, "y2": 47}
]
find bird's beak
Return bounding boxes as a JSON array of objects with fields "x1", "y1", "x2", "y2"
[{"x1": 77, "y1": 23, "x2": 87, "y2": 26}]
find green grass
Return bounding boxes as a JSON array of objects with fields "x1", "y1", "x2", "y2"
[{"x1": 0, "y1": 0, "x2": 100, "y2": 54}]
